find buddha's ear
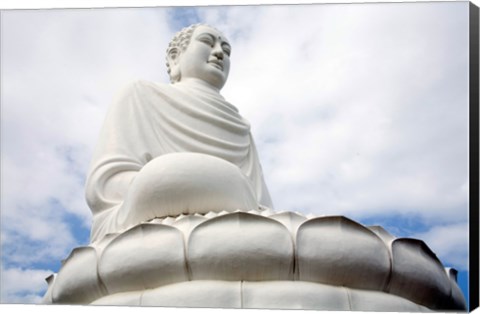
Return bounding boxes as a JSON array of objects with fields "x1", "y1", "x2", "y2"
[{"x1": 167, "y1": 47, "x2": 181, "y2": 82}]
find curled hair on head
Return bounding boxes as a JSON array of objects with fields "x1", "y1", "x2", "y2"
[{"x1": 165, "y1": 23, "x2": 219, "y2": 83}]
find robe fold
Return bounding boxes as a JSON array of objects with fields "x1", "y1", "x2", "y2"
[{"x1": 85, "y1": 80, "x2": 273, "y2": 242}]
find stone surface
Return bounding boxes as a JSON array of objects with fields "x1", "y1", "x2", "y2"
[
  {"x1": 389, "y1": 238, "x2": 453, "y2": 309},
  {"x1": 242, "y1": 281, "x2": 351, "y2": 310},
  {"x1": 90, "y1": 280, "x2": 433, "y2": 311},
  {"x1": 269, "y1": 211, "x2": 307, "y2": 238},
  {"x1": 51, "y1": 247, "x2": 104, "y2": 304},
  {"x1": 188, "y1": 212, "x2": 294, "y2": 281},
  {"x1": 297, "y1": 216, "x2": 391, "y2": 291},
  {"x1": 348, "y1": 288, "x2": 429, "y2": 312},
  {"x1": 141, "y1": 281, "x2": 242, "y2": 308},
  {"x1": 43, "y1": 210, "x2": 467, "y2": 310},
  {"x1": 98, "y1": 223, "x2": 188, "y2": 295}
]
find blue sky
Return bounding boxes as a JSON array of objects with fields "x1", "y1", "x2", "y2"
[{"x1": 0, "y1": 1, "x2": 471, "y2": 306}]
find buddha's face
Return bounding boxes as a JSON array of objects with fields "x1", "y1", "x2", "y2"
[{"x1": 174, "y1": 25, "x2": 231, "y2": 90}]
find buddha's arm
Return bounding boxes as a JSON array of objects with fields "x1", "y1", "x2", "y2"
[
  {"x1": 85, "y1": 81, "x2": 151, "y2": 241},
  {"x1": 85, "y1": 167, "x2": 138, "y2": 212},
  {"x1": 85, "y1": 164, "x2": 141, "y2": 243},
  {"x1": 85, "y1": 156, "x2": 143, "y2": 239},
  {"x1": 103, "y1": 171, "x2": 137, "y2": 201}
]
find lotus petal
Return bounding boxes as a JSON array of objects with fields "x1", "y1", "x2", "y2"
[
  {"x1": 92, "y1": 233, "x2": 119, "y2": 254},
  {"x1": 389, "y1": 238, "x2": 452, "y2": 309},
  {"x1": 204, "y1": 211, "x2": 218, "y2": 218},
  {"x1": 367, "y1": 225, "x2": 396, "y2": 245},
  {"x1": 442, "y1": 268, "x2": 467, "y2": 310},
  {"x1": 172, "y1": 215, "x2": 208, "y2": 240},
  {"x1": 52, "y1": 247, "x2": 104, "y2": 304},
  {"x1": 188, "y1": 212, "x2": 294, "y2": 281},
  {"x1": 98, "y1": 223, "x2": 188, "y2": 294},
  {"x1": 217, "y1": 210, "x2": 231, "y2": 216},
  {"x1": 297, "y1": 216, "x2": 391, "y2": 290},
  {"x1": 260, "y1": 207, "x2": 275, "y2": 216},
  {"x1": 446, "y1": 271, "x2": 467, "y2": 310},
  {"x1": 41, "y1": 274, "x2": 56, "y2": 304},
  {"x1": 162, "y1": 216, "x2": 175, "y2": 225},
  {"x1": 269, "y1": 212, "x2": 307, "y2": 237},
  {"x1": 149, "y1": 218, "x2": 163, "y2": 224},
  {"x1": 247, "y1": 208, "x2": 262, "y2": 215}
]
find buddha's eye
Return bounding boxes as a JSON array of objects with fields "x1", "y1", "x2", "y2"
[
  {"x1": 198, "y1": 35, "x2": 214, "y2": 47},
  {"x1": 222, "y1": 45, "x2": 231, "y2": 56}
]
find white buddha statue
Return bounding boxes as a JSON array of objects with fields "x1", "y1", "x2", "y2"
[
  {"x1": 43, "y1": 24, "x2": 466, "y2": 311},
  {"x1": 85, "y1": 24, "x2": 273, "y2": 242}
]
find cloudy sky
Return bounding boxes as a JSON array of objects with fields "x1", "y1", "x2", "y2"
[{"x1": 0, "y1": 0, "x2": 471, "y2": 305}]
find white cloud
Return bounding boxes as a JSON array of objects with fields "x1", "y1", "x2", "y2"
[
  {"x1": 411, "y1": 222, "x2": 470, "y2": 271},
  {"x1": 0, "y1": 267, "x2": 53, "y2": 304},
  {"x1": 1, "y1": 7, "x2": 174, "y2": 276}
]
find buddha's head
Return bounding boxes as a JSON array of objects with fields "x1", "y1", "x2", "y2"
[{"x1": 166, "y1": 24, "x2": 231, "y2": 90}]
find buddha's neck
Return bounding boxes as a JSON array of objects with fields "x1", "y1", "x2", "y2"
[{"x1": 175, "y1": 78, "x2": 222, "y2": 95}]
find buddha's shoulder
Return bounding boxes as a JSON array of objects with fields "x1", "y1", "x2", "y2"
[
  {"x1": 120, "y1": 80, "x2": 173, "y2": 95},
  {"x1": 108, "y1": 80, "x2": 175, "y2": 111}
]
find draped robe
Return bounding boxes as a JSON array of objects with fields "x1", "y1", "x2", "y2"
[{"x1": 85, "y1": 80, "x2": 273, "y2": 242}]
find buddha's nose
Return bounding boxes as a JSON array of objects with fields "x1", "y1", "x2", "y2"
[{"x1": 212, "y1": 45, "x2": 224, "y2": 60}]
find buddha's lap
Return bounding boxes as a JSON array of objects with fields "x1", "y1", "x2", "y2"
[{"x1": 119, "y1": 152, "x2": 258, "y2": 223}]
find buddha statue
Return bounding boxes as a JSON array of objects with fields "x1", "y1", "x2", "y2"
[
  {"x1": 43, "y1": 24, "x2": 467, "y2": 311},
  {"x1": 85, "y1": 24, "x2": 273, "y2": 242}
]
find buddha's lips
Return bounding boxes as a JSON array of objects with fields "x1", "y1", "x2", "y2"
[{"x1": 208, "y1": 59, "x2": 224, "y2": 70}]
